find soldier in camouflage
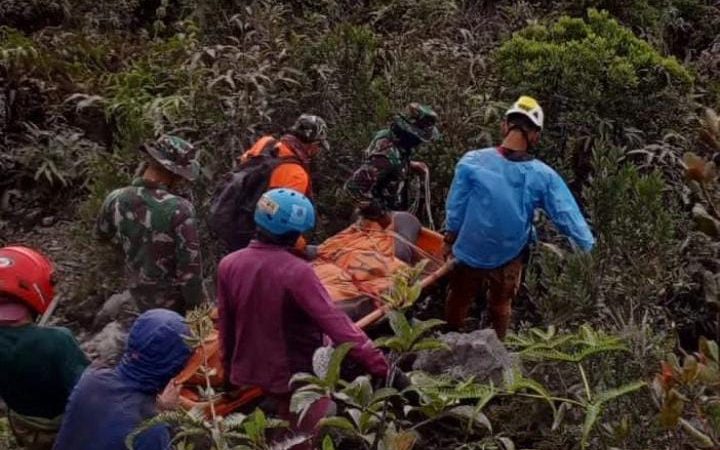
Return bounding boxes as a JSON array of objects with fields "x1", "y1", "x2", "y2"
[
  {"x1": 96, "y1": 135, "x2": 203, "y2": 315},
  {"x1": 345, "y1": 103, "x2": 439, "y2": 222}
]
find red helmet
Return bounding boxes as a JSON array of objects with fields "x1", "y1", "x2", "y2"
[{"x1": 0, "y1": 246, "x2": 55, "y2": 315}]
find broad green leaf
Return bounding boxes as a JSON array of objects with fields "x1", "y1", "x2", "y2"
[
  {"x1": 322, "y1": 435, "x2": 336, "y2": 450},
  {"x1": 318, "y1": 416, "x2": 357, "y2": 432},
  {"x1": 410, "y1": 338, "x2": 449, "y2": 353},
  {"x1": 326, "y1": 342, "x2": 355, "y2": 388},
  {"x1": 581, "y1": 402, "x2": 601, "y2": 449},
  {"x1": 449, "y1": 405, "x2": 492, "y2": 432},
  {"x1": 388, "y1": 310, "x2": 412, "y2": 341},
  {"x1": 595, "y1": 380, "x2": 646, "y2": 403}
]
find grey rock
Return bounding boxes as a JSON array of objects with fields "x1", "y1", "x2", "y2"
[
  {"x1": 92, "y1": 290, "x2": 135, "y2": 330},
  {"x1": 413, "y1": 329, "x2": 513, "y2": 385},
  {"x1": 82, "y1": 320, "x2": 128, "y2": 367}
]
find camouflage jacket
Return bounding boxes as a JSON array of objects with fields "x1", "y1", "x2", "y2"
[
  {"x1": 346, "y1": 128, "x2": 411, "y2": 212},
  {"x1": 96, "y1": 178, "x2": 203, "y2": 313}
]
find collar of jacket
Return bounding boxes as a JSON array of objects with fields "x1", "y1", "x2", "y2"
[
  {"x1": 132, "y1": 177, "x2": 170, "y2": 191},
  {"x1": 279, "y1": 134, "x2": 311, "y2": 166}
]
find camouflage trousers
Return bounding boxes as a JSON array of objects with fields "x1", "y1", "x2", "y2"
[{"x1": 7, "y1": 410, "x2": 61, "y2": 450}]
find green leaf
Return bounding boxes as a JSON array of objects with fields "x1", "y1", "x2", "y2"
[
  {"x1": 595, "y1": 380, "x2": 646, "y2": 403},
  {"x1": 410, "y1": 318, "x2": 446, "y2": 339},
  {"x1": 322, "y1": 435, "x2": 336, "y2": 450},
  {"x1": 409, "y1": 338, "x2": 449, "y2": 352},
  {"x1": 326, "y1": 342, "x2": 355, "y2": 389},
  {"x1": 449, "y1": 405, "x2": 492, "y2": 432},
  {"x1": 388, "y1": 310, "x2": 412, "y2": 341},
  {"x1": 318, "y1": 416, "x2": 357, "y2": 432},
  {"x1": 371, "y1": 387, "x2": 400, "y2": 405},
  {"x1": 581, "y1": 402, "x2": 601, "y2": 449}
]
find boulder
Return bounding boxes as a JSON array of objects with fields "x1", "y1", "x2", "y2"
[
  {"x1": 82, "y1": 320, "x2": 128, "y2": 367},
  {"x1": 412, "y1": 329, "x2": 513, "y2": 385},
  {"x1": 92, "y1": 290, "x2": 134, "y2": 330}
]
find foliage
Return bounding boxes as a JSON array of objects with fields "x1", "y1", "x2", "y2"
[
  {"x1": 494, "y1": 8, "x2": 693, "y2": 146},
  {"x1": 653, "y1": 337, "x2": 720, "y2": 448},
  {"x1": 507, "y1": 326, "x2": 647, "y2": 449},
  {"x1": 526, "y1": 140, "x2": 682, "y2": 328}
]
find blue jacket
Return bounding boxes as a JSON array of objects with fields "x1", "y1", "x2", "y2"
[
  {"x1": 53, "y1": 309, "x2": 191, "y2": 450},
  {"x1": 446, "y1": 148, "x2": 595, "y2": 269}
]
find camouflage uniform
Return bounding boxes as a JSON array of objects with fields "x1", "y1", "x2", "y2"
[
  {"x1": 346, "y1": 103, "x2": 439, "y2": 217},
  {"x1": 96, "y1": 136, "x2": 202, "y2": 314}
]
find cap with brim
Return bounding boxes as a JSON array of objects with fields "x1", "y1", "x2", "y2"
[
  {"x1": 145, "y1": 146, "x2": 200, "y2": 181},
  {"x1": 395, "y1": 116, "x2": 440, "y2": 143},
  {"x1": 0, "y1": 299, "x2": 30, "y2": 324}
]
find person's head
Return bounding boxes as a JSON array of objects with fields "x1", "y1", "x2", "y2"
[
  {"x1": 288, "y1": 114, "x2": 330, "y2": 157},
  {"x1": 0, "y1": 246, "x2": 55, "y2": 326},
  {"x1": 140, "y1": 135, "x2": 200, "y2": 187},
  {"x1": 254, "y1": 188, "x2": 316, "y2": 247},
  {"x1": 501, "y1": 96, "x2": 544, "y2": 151},
  {"x1": 118, "y1": 309, "x2": 191, "y2": 393},
  {"x1": 391, "y1": 103, "x2": 439, "y2": 150}
]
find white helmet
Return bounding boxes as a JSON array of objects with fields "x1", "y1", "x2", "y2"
[{"x1": 505, "y1": 96, "x2": 544, "y2": 130}]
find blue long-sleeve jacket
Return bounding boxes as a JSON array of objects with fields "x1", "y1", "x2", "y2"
[
  {"x1": 445, "y1": 148, "x2": 595, "y2": 269},
  {"x1": 53, "y1": 310, "x2": 191, "y2": 450}
]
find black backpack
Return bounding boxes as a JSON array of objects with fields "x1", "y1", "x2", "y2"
[{"x1": 208, "y1": 138, "x2": 304, "y2": 252}]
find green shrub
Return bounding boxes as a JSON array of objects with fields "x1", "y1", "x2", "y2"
[
  {"x1": 494, "y1": 9, "x2": 693, "y2": 143},
  {"x1": 526, "y1": 142, "x2": 682, "y2": 326}
]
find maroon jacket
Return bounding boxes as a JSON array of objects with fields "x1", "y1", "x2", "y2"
[{"x1": 217, "y1": 241, "x2": 388, "y2": 394}]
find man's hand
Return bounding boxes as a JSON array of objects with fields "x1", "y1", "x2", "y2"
[
  {"x1": 157, "y1": 380, "x2": 182, "y2": 411},
  {"x1": 410, "y1": 160, "x2": 429, "y2": 175},
  {"x1": 442, "y1": 231, "x2": 457, "y2": 258}
]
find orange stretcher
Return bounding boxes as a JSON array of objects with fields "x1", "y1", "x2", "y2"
[{"x1": 176, "y1": 219, "x2": 453, "y2": 416}]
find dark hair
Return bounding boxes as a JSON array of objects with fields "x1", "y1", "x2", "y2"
[
  {"x1": 256, "y1": 228, "x2": 302, "y2": 247},
  {"x1": 505, "y1": 113, "x2": 541, "y2": 133}
]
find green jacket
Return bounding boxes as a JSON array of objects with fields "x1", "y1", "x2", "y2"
[
  {"x1": 0, "y1": 324, "x2": 89, "y2": 419},
  {"x1": 96, "y1": 178, "x2": 203, "y2": 313}
]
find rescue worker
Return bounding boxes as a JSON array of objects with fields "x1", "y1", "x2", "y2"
[
  {"x1": 444, "y1": 96, "x2": 595, "y2": 339},
  {"x1": 217, "y1": 188, "x2": 388, "y2": 444},
  {"x1": 96, "y1": 135, "x2": 203, "y2": 315},
  {"x1": 346, "y1": 103, "x2": 439, "y2": 224},
  {"x1": 0, "y1": 246, "x2": 89, "y2": 450},
  {"x1": 209, "y1": 114, "x2": 329, "y2": 252},
  {"x1": 53, "y1": 309, "x2": 191, "y2": 450}
]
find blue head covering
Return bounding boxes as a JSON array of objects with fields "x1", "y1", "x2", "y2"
[{"x1": 117, "y1": 309, "x2": 191, "y2": 393}]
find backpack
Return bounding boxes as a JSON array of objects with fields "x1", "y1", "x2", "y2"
[{"x1": 208, "y1": 138, "x2": 305, "y2": 252}]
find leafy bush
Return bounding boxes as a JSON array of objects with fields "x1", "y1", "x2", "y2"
[
  {"x1": 494, "y1": 8, "x2": 693, "y2": 144},
  {"x1": 526, "y1": 140, "x2": 683, "y2": 327}
]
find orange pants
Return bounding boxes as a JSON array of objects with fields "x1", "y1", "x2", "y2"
[{"x1": 444, "y1": 257, "x2": 524, "y2": 339}]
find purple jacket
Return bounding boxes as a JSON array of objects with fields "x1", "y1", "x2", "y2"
[{"x1": 217, "y1": 241, "x2": 388, "y2": 394}]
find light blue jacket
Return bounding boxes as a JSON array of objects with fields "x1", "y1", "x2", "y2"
[{"x1": 446, "y1": 148, "x2": 595, "y2": 269}]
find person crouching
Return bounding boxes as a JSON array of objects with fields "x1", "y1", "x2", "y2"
[
  {"x1": 0, "y1": 246, "x2": 89, "y2": 450},
  {"x1": 53, "y1": 309, "x2": 191, "y2": 450}
]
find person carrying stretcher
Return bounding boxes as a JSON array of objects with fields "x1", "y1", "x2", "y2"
[
  {"x1": 216, "y1": 188, "x2": 389, "y2": 447},
  {"x1": 346, "y1": 103, "x2": 440, "y2": 226}
]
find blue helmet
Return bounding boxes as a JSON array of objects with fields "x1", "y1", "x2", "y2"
[{"x1": 254, "y1": 188, "x2": 316, "y2": 236}]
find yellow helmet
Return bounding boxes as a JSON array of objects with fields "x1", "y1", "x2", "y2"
[{"x1": 505, "y1": 96, "x2": 544, "y2": 130}]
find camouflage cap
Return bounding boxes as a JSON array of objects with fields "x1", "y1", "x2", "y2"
[
  {"x1": 143, "y1": 135, "x2": 200, "y2": 181},
  {"x1": 290, "y1": 114, "x2": 330, "y2": 151},
  {"x1": 394, "y1": 103, "x2": 439, "y2": 143}
]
